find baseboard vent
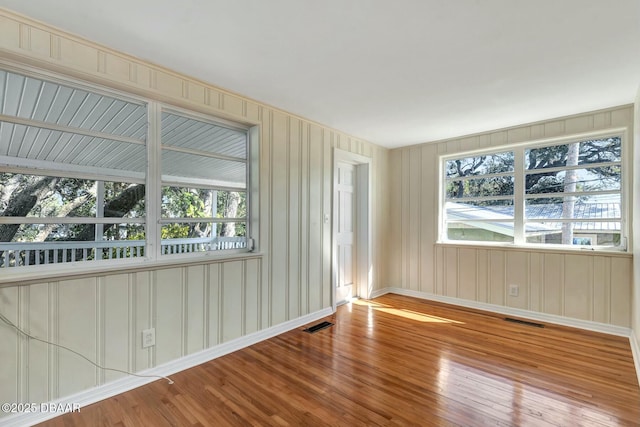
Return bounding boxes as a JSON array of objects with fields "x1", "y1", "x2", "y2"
[
  {"x1": 505, "y1": 317, "x2": 545, "y2": 328},
  {"x1": 303, "y1": 321, "x2": 333, "y2": 333}
]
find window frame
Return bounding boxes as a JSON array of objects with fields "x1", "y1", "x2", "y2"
[
  {"x1": 154, "y1": 105, "x2": 252, "y2": 260},
  {"x1": 0, "y1": 62, "x2": 259, "y2": 277},
  {"x1": 439, "y1": 128, "x2": 629, "y2": 252}
]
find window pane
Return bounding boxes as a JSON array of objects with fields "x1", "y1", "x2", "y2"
[
  {"x1": 161, "y1": 187, "x2": 246, "y2": 219},
  {"x1": 446, "y1": 200, "x2": 514, "y2": 220},
  {"x1": 525, "y1": 167, "x2": 621, "y2": 194},
  {"x1": 446, "y1": 151, "x2": 513, "y2": 178},
  {"x1": 0, "y1": 223, "x2": 145, "y2": 267},
  {"x1": 446, "y1": 221, "x2": 514, "y2": 243},
  {"x1": 161, "y1": 222, "x2": 247, "y2": 254},
  {"x1": 162, "y1": 150, "x2": 246, "y2": 187},
  {"x1": 162, "y1": 112, "x2": 246, "y2": 159},
  {"x1": 446, "y1": 176, "x2": 514, "y2": 199},
  {"x1": 0, "y1": 173, "x2": 144, "y2": 220},
  {"x1": 161, "y1": 222, "x2": 247, "y2": 240},
  {"x1": 525, "y1": 222, "x2": 620, "y2": 246},
  {"x1": 2, "y1": 222, "x2": 144, "y2": 243},
  {"x1": 215, "y1": 191, "x2": 246, "y2": 218},
  {"x1": 0, "y1": 70, "x2": 147, "y2": 140},
  {"x1": 103, "y1": 182, "x2": 146, "y2": 218},
  {"x1": 525, "y1": 137, "x2": 621, "y2": 170},
  {"x1": 525, "y1": 196, "x2": 620, "y2": 220},
  {"x1": 0, "y1": 121, "x2": 146, "y2": 175}
]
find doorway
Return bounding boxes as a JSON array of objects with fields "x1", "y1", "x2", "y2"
[{"x1": 332, "y1": 149, "x2": 371, "y2": 311}]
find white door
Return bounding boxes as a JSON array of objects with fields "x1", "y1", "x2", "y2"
[{"x1": 336, "y1": 161, "x2": 356, "y2": 305}]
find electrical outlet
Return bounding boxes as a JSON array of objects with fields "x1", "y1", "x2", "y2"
[
  {"x1": 508, "y1": 284, "x2": 519, "y2": 297},
  {"x1": 142, "y1": 328, "x2": 155, "y2": 348}
]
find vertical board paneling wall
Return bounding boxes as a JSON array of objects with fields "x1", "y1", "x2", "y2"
[
  {"x1": 388, "y1": 105, "x2": 634, "y2": 327},
  {"x1": 633, "y1": 88, "x2": 640, "y2": 344},
  {"x1": 0, "y1": 11, "x2": 390, "y2": 409}
]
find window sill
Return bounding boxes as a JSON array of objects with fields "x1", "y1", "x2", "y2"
[
  {"x1": 0, "y1": 251, "x2": 264, "y2": 288},
  {"x1": 435, "y1": 241, "x2": 631, "y2": 258}
]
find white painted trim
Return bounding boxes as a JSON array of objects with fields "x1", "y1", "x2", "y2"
[
  {"x1": 439, "y1": 127, "x2": 628, "y2": 159},
  {"x1": 630, "y1": 333, "x2": 640, "y2": 390},
  {"x1": 371, "y1": 287, "x2": 632, "y2": 337},
  {"x1": 332, "y1": 148, "x2": 372, "y2": 312},
  {"x1": 369, "y1": 288, "x2": 389, "y2": 299},
  {"x1": 0, "y1": 306, "x2": 333, "y2": 427}
]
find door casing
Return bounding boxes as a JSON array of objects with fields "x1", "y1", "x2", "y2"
[{"x1": 332, "y1": 148, "x2": 372, "y2": 312}]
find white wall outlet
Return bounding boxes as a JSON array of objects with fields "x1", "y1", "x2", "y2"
[
  {"x1": 508, "y1": 284, "x2": 519, "y2": 297},
  {"x1": 142, "y1": 328, "x2": 155, "y2": 348}
]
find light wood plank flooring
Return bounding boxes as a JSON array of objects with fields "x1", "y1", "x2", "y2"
[{"x1": 40, "y1": 294, "x2": 640, "y2": 426}]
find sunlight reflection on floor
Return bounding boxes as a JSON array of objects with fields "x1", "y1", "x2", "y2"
[{"x1": 351, "y1": 299, "x2": 464, "y2": 324}]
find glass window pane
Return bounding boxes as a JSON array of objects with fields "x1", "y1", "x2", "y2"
[
  {"x1": 525, "y1": 137, "x2": 621, "y2": 171},
  {"x1": 0, "y1": 121, "x2": 146, "y2": 175},
  {"x1": 525, "y1": 222, "x2": 620, "y2": 246},
  {"x1": 161, "y1": 187, "x2": 247, "y2": 219},
  {"x1": 446, "y1": 176, "x2": 514, "y2": 199},
  {"x1": 0, "y1": 69, "x2": 147, "y2": 140},
  {"x1": 103, "y1": 182, "x2": 146, "y2": 218},
  {"x1": 525, "y1": 167, "x2": 621, "y2": 194},
  {"x1": 161, "y1": 112, "x2": 246, "y2": 159},
  {"x1": 525, "y1": 196, "x2": 621, "y2": 220},
  {"x1": 161, "y1": 222, "x2": 247, "y2": 254},
  {"x1": 162, "y1": 150, "x2": 246, "y2": 187},
  {"x1": 215, "y1": 191, "x2": 246, "y2": 218},
  {"x1": 0, "y1": 174, "x2": 144, "y2": 220},
  {"x1": 446, "y1": 221, "x2": 514, "y2": 243},
  {"x1": 161, "y1": 222, "x2": 247, "y2": 240},
  {"x1": 446, "y1": 151, "x2": 513, "y2": 178},
  {"x1": 1, "y1": 222, "x2": 145, "y2": 243},
  {"x1": 0, "y1": 223, "x2": 145, "y2": 267},
  {"x1": 446, "y1": 200, "x2": 514, "y2": 220}
]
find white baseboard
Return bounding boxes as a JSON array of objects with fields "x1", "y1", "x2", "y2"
[
  {"x1": 372, "y1": 287, "x2": 632, "y2": 337},
  {"x1": 630, "y1": 333, "x2": 640, "y2": 389},
  {"x1": 0, "y1": 307, "x2": 333, "y2": 427}
]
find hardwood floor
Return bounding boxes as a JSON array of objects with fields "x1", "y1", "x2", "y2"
[{"x1": 40, "y1": 294, "x2": 640, "y2": 426}]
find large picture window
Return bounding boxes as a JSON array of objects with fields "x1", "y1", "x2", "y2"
[
  {"x1": 0, "y1": 68, "x2": 253, "y2": 270},
  {"x1": 442, "y1": 135, "x2": 624, "y2": 249}
]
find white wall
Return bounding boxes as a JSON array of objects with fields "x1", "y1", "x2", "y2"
[
  {"x1": 633, "y1": 86, "x2": 640, "y2": 343},
  {"x1": 387, "y1": 105, "x2": 635, "y2": 328},
  {"x1": 0, "y1": 10, "x2": 390, "y2": 413}
]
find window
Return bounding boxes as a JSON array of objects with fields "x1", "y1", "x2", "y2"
[
  {"x1": 0, "y1": 69, "x2": 147, "y2": 267},
  {"x1": 0, "y1": 67, "x2": 253, "y2": 270},
  {"x1": 159, "y1": 111, "x2": 250, "y2": 255},
  {"x1": 442, "y1": 135, "x2": 624, "y2": 249}
]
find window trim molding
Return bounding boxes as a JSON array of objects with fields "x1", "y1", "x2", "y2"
[{"x1": 439, "y1": 127, "x2": 630, "y2": 252}]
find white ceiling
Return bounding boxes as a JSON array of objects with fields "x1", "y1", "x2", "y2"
[{"x1": 1, "y1": 0, "x2": 639, "y2": 148}]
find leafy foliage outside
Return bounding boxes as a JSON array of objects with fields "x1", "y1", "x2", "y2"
[
  {"x1": 445, "y1": 138, "x2": 621, "y2": 205},
  {"x1": 0, "y1": 174, "x2": 246, "y2": 245}
]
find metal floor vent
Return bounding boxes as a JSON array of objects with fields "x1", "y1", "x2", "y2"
[
  {"x1": 504, "y1": 317, "x2": 545, "y2": 328},
  {"x1": 303, "y1": 321, "x2": 333, "y2": 333}
]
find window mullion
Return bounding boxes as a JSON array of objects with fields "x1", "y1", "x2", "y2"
[
  {"x1": 96, "y1": 181, "x2": 104, "y2": 241},
  {"x1": 513, "y1": 147, "x2": 525, "y2": 245},
  {"x1": 147, "y1": 102, "x2": 162, "y2": 261}
]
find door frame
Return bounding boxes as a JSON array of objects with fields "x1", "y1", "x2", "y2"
[{"x1": 332, "y1": 148, "x2": 372, "y2": 312}]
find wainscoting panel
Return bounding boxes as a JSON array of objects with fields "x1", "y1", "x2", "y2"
[{"x1": 431, "y1": 245, "x2": 632, "y2": 327}]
